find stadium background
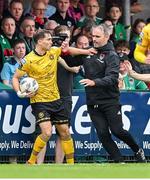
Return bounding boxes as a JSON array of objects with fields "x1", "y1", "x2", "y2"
[{"x1": 0, "y1": 0, "x2": 150, "y2": 164}]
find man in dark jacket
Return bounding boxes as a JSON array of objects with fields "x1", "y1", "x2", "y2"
[{"x1": 65, "y1": 23, "x2": 146, "y2": 163}]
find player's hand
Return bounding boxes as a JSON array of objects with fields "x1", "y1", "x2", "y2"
[
  {"x1": 26, "y1": 91, "x2": 37, "y2": 98},
  {"x1": 87, "y1": 48, "x2": 97, "y2": 55},
  {"x1": 17, "y1": 90, "x2": 28, "y2": 98},
  {"x1": 124, "y1": 60, "x2": 132, "y2": 71},
  {"x1": 79, "y1": 79, "x2": 95, "y2": 87},
  {"x1": 70, "y1": 66, "x2": 80, "y2": 73},
  {"x1": 61, "y1": 40, "x2": 69, "y2": 53},
  {"x1": 17, "y1": 91, "x2": 36, "y2": 98}
]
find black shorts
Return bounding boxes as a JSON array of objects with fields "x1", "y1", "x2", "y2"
[
  {"x1": 31, "y1": 99, "x2": 69, "y2": 125},
  {"x1": 61, "y1": 97, "x2": 72, "y2": 121}
]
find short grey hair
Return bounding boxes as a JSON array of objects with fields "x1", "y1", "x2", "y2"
[{"x1": 91, "y1": 23, "x2": 111, "y2": 36}]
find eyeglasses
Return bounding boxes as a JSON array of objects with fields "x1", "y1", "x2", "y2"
[
  {"x1": 86, "y1": 5, "x2": 99, "y2": 8},
  {"x1": 34, "y1": 8, "x2": 46, "y2": 11}
]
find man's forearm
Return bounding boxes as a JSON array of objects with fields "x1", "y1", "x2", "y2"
[{"x1": 129, "y1": 70, "x2": 150, "y2": 82}]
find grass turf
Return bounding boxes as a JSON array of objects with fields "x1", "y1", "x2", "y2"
[{"x1": 0, "y1": 163, "x2": 149, "y2": 178}]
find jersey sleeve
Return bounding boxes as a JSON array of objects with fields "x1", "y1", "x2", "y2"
[{"x1": 16, "y1": 58, "x2": 30, "y2": 76}]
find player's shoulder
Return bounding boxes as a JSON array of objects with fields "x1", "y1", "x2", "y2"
[
  {"x1": 50, "y1": 46, "x2": 61, "y2": 51},
  {"x1": 48, "y1": 46, "x2": 61, "y2": 56}
]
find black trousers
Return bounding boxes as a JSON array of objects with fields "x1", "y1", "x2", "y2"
[{"x1": 88, "y1": 103, "x2": 139, "y2": 162}]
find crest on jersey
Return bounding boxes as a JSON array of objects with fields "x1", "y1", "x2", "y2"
[
  {"x1": 49, "y1": 54, "x2": 54, "y2": 60},
  {"x1": 38, "y1": 112, "x2": 44, "y2": 119}
]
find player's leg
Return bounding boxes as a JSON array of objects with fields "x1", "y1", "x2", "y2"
[
  {"x1": 106, "y1": 103, "x2": 146, "y2": 162},
  {"x1": 33, "y1": 124, "x2": 47, "y2": 164},
  {"x1": 28, "y1": 121, "x2": 52, "y2": 164},
  {"x1": 56, "y1": 123, "x2": 74, "y2": 164},
  {"x1": 88, "y1": 105, "x2": 122, "y2": 162},
  {"x1": 27, "y1": 103, "x2": 52, "y2": 164},
  {"x1": 55, "y1": 98, "x2": 72, "y2": 163}
]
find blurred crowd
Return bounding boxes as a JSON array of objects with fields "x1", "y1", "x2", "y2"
[{"x1": 0, "y1": 0, "x2": 149, "y2": 91}]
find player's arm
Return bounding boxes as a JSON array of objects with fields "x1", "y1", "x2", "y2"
[
  {"x1": 12, "y1": 70, "x2": 33, "y2": 98},
  {"x1": 60, "y1": 40, "x2": 97, "y2": 56},
  {"x1": 129, "y1": 70, "x2": 150, "y2": 82},
  {"x1": 125, "y1": 60, "x2": 150, "y2": 82},
  {"x1": 58, "y1": 57, "x2": 80, "y2": 73},
  {"x1": 12, "y1": 70, "x2": 23, "y2": 92},
  {"x1": 68, "y1": 47, "x2": 97, "y2": 56}
]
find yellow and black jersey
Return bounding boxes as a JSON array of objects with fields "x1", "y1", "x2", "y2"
[
  {"x1": 17, "y1": 47, "x2": 61, "y2": 103},
  {"x1": 134, "y1": 23, "x2": 150, "y2": 63}
]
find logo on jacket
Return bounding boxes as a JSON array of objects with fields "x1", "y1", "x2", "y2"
[
  {"x1": 97, "y1": 53, "x2": 105, "y2": 63},
  {"x1": 67, "y1": 21, "x2": 72, "y2": 27}
]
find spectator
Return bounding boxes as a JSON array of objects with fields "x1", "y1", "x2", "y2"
[
  {"x1": 29, "y1": 0, "x2": 48, "y2": 29},
  {"x1": 49, "y1": 0, "x2": 75, "y2": 34},
  {"x1": 106, "y1": 3, "x2": 126, "y2": 41},
  {"x1": 73, "y1": 18, "x2": 95, "y2": 46},
  {"x1": 76, "y1": 0, "x2": 102, "y2": 28},
  {"x1": 115, "y1": 40, "x2": 141, "y2": 73},
  {"x1": 23, "y1": 0, "x2": 56, "y2": 18},
  {"x1": 44, "y1": 19, "x2": 58, "y2": 35},
  {"x1": 130, "y1": 0, "x2": 143, "y2": 14},
  {"x1": 0, "y1": 16, "x2": 16, "y2": 72},
  {"x1": 19, "y1": 16, "x2": 36, "y2": 54},
  {"x1": 43, "y1": 0, "x2": 56, "y2": 18},
  {"x1": 118, "y1": 58, "x2": 148, "y2": 90},
  {"x1": 1, "y1": 39, "x2": 26, "y2": 87},
  {"x1": 129, "y1": 18, "x2": 146, "y2": 58},
  {"x1": 105, "y1": 0, "x2": 143, "y2": 14},
  {"x1": 68, "y1": 0, "x2": 85, "y2": 23},
  {"x1": 3, "y1": 0, "x2": 24, "y2": 34},
  {"x1": 64, "y1": 24, "x2": 146, "y2": 163}
]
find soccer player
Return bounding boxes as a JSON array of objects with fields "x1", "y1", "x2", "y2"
[
  {"x1": 134, "y1": 22, "x2": 150, "y2": 64},
  {"x1": 12, "y1": 29, "x2": 96, "y2": 164}
]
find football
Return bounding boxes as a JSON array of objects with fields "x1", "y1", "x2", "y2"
[{"x1": 19, "y1": 77, "x2": 39, "y2": 93}]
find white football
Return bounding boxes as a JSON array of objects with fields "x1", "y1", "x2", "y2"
[{"x1": 20, "y1": 77, "x2": 39, "y2": 93}]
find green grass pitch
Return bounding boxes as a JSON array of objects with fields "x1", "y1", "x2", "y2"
[{"x1": 0, "y1": 163, "x2": 149, "y2": 178}]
